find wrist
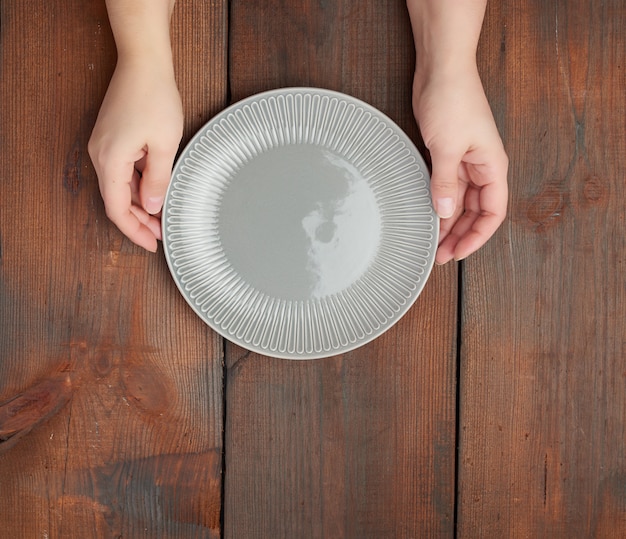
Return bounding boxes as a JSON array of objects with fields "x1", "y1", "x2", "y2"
[
  {"x1": 413, "y1": 61, "x2": 481, "y2": 104},
  {"x1": 407, "y1": 0, "x2": 485, "y2": 83},
  {"x1": 115, "y1": 46, "x2": 176, "y2": 78},
  {"x1": 105, "y1": 0, "x2": 174, "y2": 65}
]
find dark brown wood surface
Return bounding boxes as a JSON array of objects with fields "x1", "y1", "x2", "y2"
[
  {"x1": 457, "y1": 0, "x2": 626, "y2": 537},
  {"x1": 1, "y1": 0, "x2": 624, "y2": 537},
  {"x1": 0, "y1": 1, "x2": 227, "y2": 537}
]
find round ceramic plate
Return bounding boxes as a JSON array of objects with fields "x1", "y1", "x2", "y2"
[{"x1": 163, "y1": 88, "x2": 438, "y2": 359}]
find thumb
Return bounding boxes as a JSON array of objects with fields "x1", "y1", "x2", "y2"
[
  {"x1": 140, "y1": 147, "x2": 176, "y2": 215},
  {"x1": 429, "y1": 151, "x2": 461, "y2": 219}
]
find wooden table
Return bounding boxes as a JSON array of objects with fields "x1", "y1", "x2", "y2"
[{"x1": 1, "y1": 1, "x2": 624, "y2": 537}]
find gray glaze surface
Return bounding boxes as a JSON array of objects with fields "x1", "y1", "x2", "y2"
[
  {"x1": 219, "y1": 144, "x2": 381, "y2": 300},
  {"x1": 163, "y1": 88, "x2": 438, "y2": 359}
]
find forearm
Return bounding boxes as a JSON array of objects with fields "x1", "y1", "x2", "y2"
[
  {"x1": 406, "y1": 0, "x2": 487, "y2": 78},
  {"x1": 105, "y1": 0, "x2": 175, "y2": 66}
]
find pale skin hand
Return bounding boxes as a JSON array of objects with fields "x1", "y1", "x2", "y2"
[
  {"x1": 89, "y1": 0, "x2": 181, "y2": 252},
  {"x1": 408, "y1": 0, "x2": 508, "y2": 264}
]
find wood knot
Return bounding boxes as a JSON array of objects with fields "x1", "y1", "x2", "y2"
[
  {"x1": 525, "y1": 185, "x2": 566, "y2": 228},
  {"x1": 0, "y1": 368, "x2": 73, "y2": 453},
  {"x1": 93, "y1": 351, "x2": 115, "y2": 378},
  {"x1": 582, "y1": 175, "x2": 606, "y2": 204}
]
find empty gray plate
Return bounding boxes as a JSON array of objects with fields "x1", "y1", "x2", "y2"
[{"x1": 163, "y1": 88, "x2": 438, "y2": 359}]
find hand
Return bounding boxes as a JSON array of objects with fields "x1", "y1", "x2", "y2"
[
  {"x1": 413, "y1": 66, "x2": 508, "y2": 265},
  {"x1": 88, "y1": 59, "x2": 183, "y2": 252}
]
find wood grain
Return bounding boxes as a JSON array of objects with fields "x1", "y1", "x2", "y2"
[
  {"x1": 0, "y1": 0, "x2": 227, "y2": 536},
  {"x1": 4, "y1": 0, "x2": 623, "y2": 535},
  {"x1": 457, "y1": 0, "x2": 626, "y2": 536},
  {"x1": 225, "y1": 2, "x2": 458, "y2": 537}
]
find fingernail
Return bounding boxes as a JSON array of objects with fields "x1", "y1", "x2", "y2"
[
  {"x1": 145, "y1": 196, "x2": 164, "y2": 215},
  {"x1": 436, "y1": 197, "x2": 455, "y2": 219}
]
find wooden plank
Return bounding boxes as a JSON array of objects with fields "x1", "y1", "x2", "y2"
[
  {"x1": 457, "y1": 0, "x2": 626, "y2": 535},
  {"x1": 225, "y1": 2, "x2": 457, "y2": 537},
  {"x1": 0, "y1": 1, "x2": 227, "y2": 536}
]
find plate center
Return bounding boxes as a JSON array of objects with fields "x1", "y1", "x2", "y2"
[{"x1": 218, "y1": 144, "x2": 381, "y2": 300}]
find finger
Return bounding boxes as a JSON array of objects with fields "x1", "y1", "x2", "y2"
[
  {"x1": 129, "y1": 205, "x2": 163, "y2": 241},
  {"x1": 130, "y1": 167, "x2": 142, "y2": 207},
  {"x1": 436, "y1": 201, "x2": 475, "y2": 265},
  {"x1": 453, "y1": 183, "x2": 508, "y2": 261},
  {"x1": 437, "y1": 214, "x2": 481, "y2": 265},
  {"x1": 437, "y1": 180, "x2": 468, "y2": 247},
  {"x1": 435, "y1": 240, "x2": 456, "y2": 265},
  {"x1": 436, "y1": 176, "x2": 503, "y2": 265},
  {"x1": 436, "y1": 190, "x2": 482, "y2": 264},
  {"x1": 437, "y1": 150, "x2": 507, "y2": 261},
  {"x1": 113, "y1": 210, "x2": 159, "y2": 252},
  {"x1": 139, "y1": 145, "x2": 178, "y2": 215},
  {"x1": 429, "y1": 149, "x2": 461, "y2": 219},
  {"x1": 131, "y1": 154, "x2": 148, "y2": 206},
  {"x1": 438, "y1": 177, "x2": 507, "y2": 263},
  {"x1": 99, "y1": 161, "x2": 159, "y2": 252},
  {"x1": 106, "y1": 204, "x2": 159, "y2": 253}
]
